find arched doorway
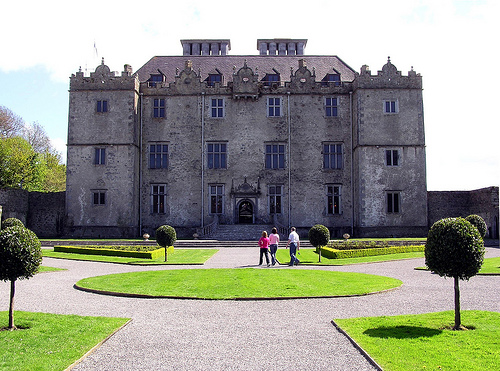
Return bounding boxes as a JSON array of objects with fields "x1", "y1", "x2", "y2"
[{"x1": 238, "y1": 200, "x2": 254, "y2": 224}]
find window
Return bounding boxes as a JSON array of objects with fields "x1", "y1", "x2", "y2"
[
  {"x1": 153, "y1": 98, "x2": 165, "y2": 118},
  {"x1": 149, "y1": 144, "x2": 168, "y2": 169},
  {"x1": 384, "y1": 100, "x2": 398, "y2": 113},
  {"x1": 323, "y1": 143, "x2": 343, "y2": 169},
  {"x1": 321, "y1": 74, "x2": 341, "y2": 87},
  {"x1": 151, "y1": 184, "x2": 167, "y2": 214},
  {"x1": 207, "y1": 143, "x2": 227, "y2": 169},
  {"x1": 149, "y1": 74, "x2": 163, "y2": 87},
  {"x1": 263, "y1": 73, "x2": 280, "y2": 87},
  {"x1": 210, "y1": 98, "x2": 224, "y2": 118},
  {"x1": 386, "y1": 149, "x2": 399, "y2": 166},
  {"x1": 387, "y1": 192, "x2": 400, "y2": 213},
  {"x1": 92, "y1": 190, "x2": 106, "y2": 205},
  {"x1": 267, "y1": 97, "x2": 281, "y2": 117},
  {"x1": 96, "y1": 100, "x2": 108, "y2": 113},
  {"x1": 207, "y1": 74, "x2": 222, "y2": 86},
  {"x1": 265, "y1": 144, "x2": 285, "y2": 169},
  {"x1": 209, "y1": 185, "x2": 224, "y2": 214},
  {"x1": 269, "y1": 185, "x2": 282, "y2": 214},
  {"x1": 327, "y1": 185, "x2": 341, "y2": 214},
  {"x1": 325, "y1": 97, "x2": 338, "y2": 117},
  {"x1": 94, "y1": 148, "x2": 105, "y2": 165}
]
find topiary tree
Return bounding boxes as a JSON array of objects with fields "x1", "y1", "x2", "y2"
[
  {"x1": 465, "y1": 214, "x2": 487, "y2": 238},
  {"x1": 156, "y1": 225, "x2": 176, "y2": 262},
  {"x1": 0, "y1": 226, "x2": 42, "y2": 330},
  {"x1": 1, "y1": 217, "x2": 24, "y2": 230},
  {"x1": 308, "y1": 224, "x2": 330, "y2": 263},
  {"x1": 425, "y1": 217, "x2": 485, "y2": 330}
]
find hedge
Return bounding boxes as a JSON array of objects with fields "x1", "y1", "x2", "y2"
[
  {"x1": 318, "y1": 245, "x2": 425, "y2": 259},
  {"x1": 53, "y1": 245, "x2": 173, "y2": 259}
]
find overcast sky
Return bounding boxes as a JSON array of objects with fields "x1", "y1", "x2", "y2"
[{"x1": 0, "y1": 0, "x2": 498, "y2": 191}]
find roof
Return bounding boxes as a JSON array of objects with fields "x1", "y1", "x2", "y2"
[{"x1": 135, "y1": 55, "x2": 357, "y2": 83}]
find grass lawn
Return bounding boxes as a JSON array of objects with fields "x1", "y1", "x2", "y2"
[
  {"x1": 0, "y1": 311, "x2": 129, "y2": 371},
  {"x1": 415, "y1": 257, "x2": 500, "y2": 275},
  {"x1": 38, "y1": 266, "x2": 66, "y2": 273},
  {"x1": 75, "y1": 268, "x2": 402, "y2": 299},
  {"x1": 276, "y1": 248, "x2": 424, "y2": 265},
  {"x1": 334, "y1": 310, "x2": 500, "y2": 371},
  {"x1": 43, "y1": 248, "x2": 217, "y2": 265}
]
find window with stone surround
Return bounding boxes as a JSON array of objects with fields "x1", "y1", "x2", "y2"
[
  {"x1": 325, "y1": 97, "x2": 338, "y2": 117},
  {"x1": 384, "y1": 100, "x2": 398, "y2": 113},
  {"x1": 326, "y1": 185, "x2": 341, "y2": 214},
  {"x1": 323, "y1": 143, "x2": 343, "y2": 169},
  {"x1": 151, "y1": 184, "x2": 167, "y2": 214},
  {"x1": 209, "y1": 184, "x2": 224, "y2": 214},
  {"x1": 94, "y1": 148, "x2": 105, "y2": 165},
  {"x1": 386, "y1": 149, "x2": 399, "y2": 166},
  {"x1": 265, "y1": 143, "x2": 286, "y2": 169},
  {"x1": 267, "y1": 97, "x2": 282, "y2": 117},
  {"x1": 210, "y1": 98, "x2": 224, "y2": 118},
  {"x1": 207, "y1": 142, "x2": 227, "y2": 169},
  {"x1": 387, "y1": 192, "x2": 401, "y2": 213},
  {"x1": 268, "y1": 185, "x2": 283, "y2": 214},
  {"x1": 153, "y1": 98, "x2": 165, "y2": 118},
  {"x1": 96, "y1": 100, "x2": 108, "y2": 113},
  {"x1": 92, "y1": 190, "x2": 106, "y2": 205},
  {"x1": 149, "y1": 143, "x2": 168, "y2": 169}
]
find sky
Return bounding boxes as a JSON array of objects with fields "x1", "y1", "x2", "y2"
[{"x1": 0, "y1": 0, "x2": 498, "y2": 191}]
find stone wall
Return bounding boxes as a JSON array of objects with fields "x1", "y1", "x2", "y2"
[{"x1": 428, "y1": 186, "x2": 499, "y2": 239}]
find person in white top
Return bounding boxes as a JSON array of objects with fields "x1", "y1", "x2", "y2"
[
  {"x1": 268, "y1": 227, "x2": 280, "y2": 266},
  {"x1": 286, "y1": 227, "x2": 300, "y2": 266}
]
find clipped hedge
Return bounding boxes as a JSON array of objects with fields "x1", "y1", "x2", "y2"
[
  {"x1": 54, "y1": 245, "x2": 173, "y2": 259},
  {"x1": 318, "y1": 245, "x2": 425, "y2": 259}
]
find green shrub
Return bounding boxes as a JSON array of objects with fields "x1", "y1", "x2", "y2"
[
  {"x1": 155, "y1": 225, "x2": 177, "y2": 262},
  {"x1": 308, "y1": 224, "x2": 330, "y2": 247},
  {"x1": 465, "y1": 214, "x2": 488, "y2": 238},
  {"x1": 1, "y1": 217, "x2": 24, "y2": 230},
  {"x1": 54, "y1": 245, "x2": 168, "y2": 260},
  {"x1": 425, "y1": 217, "x2": 485, "y2": 330},
  {"x1": 320, "y1": 245, "x2": 425, "y2": 259},
  {"x1": 0, "y1": 226, "x2": 42, "y2": 329}
]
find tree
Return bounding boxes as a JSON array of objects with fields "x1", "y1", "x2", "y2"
[
  {"x1": 0, "y1": 137, "x2": 44, "y2": 190},
  {"x1": 155, "y1": 225, "x2": 177, "y2": 262},
  {"x1": 0, "y1": 106, "x2": 24, "y2": 138},
  {"x1": 465, "y1": 214, "x2": 487, "y2": 238},
  {"x1": 0, "y1": 226, "x2": 42, "y2": 330},
  {"x1": 308, "y1": 224, "x2": 330, "y2": 263},
  {"x1": 425, "y1": 217, "x2": 485, "y2": 330}
]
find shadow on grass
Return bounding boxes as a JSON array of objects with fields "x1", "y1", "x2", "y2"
[{"x1": 363, "y1": 325, "x2": 442, "y2": 339}]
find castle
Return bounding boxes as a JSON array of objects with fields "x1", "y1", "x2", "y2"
[{"x1": 65, "y1": 38, "x2": 428, "y2": 239}]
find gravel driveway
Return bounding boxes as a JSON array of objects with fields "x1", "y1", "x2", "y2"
[{"x1": 1, "y1": 246, "x2": 499, "y2": 370}]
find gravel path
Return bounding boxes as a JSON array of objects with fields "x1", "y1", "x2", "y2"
[{"x1": 1, "y1": 247, "x2": 499, "y2": 370}]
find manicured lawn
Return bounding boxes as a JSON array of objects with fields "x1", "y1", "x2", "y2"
[
  {"x1": 75, "y1": 268, "x2": 402, "y2": 299},
  {"x1": 38, "y1": 265, "x2": 66, "y2": 273},
  {"x1": 276, "y1": 248, "x2": 424, "y2": 265},
  {"x1": 0, "y1": 311, "x2": 129, "y2": 371},
  {"x1": 334, "y1": 310, "x2": 500, "y2": 371},
  {"x1": 43, "y1": 248, "x2": 217, "y2": 265},
  {"x1": 415, "y1": 257, "x2": 500, "y2": 275}
]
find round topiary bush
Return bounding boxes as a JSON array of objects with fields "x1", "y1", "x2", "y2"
[
  {"x1": 465, "y1": 214, "x2": 487, "y2": 238},
  {"x1": 1, "y1": 217, "x2": 24, "y2": 230},
  {"x1": 156, "y1": 225, "x2": 177, "y2": 262},
  {"x1": 0, "y1": 226, "x2": 42, "y2": 329},
  {"x1": 425, "y1": 217, "x2": 485, "y2": 330},
  {"x1": 308, "y1": 224, "x2": 330, "y2": 262}
]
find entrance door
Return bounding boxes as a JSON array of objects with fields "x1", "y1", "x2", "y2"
[{"x1": 238, "y1": 201, "x2": 253, "y2": 224}]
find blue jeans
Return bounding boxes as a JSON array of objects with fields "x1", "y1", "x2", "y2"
[
  {"x1": 269, "y1": 244, "x2": 278, "y2": 265},
  {"x1": 289, "y1": 243, "x2": 299, "y2": 265}
]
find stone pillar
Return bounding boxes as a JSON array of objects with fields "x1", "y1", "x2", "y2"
[
  {"x1": 297, "y1": 42, "x2": 305, "y2": 55},
  {"x1": 278, "y1": 42, "x2": 287, "y2": 55},
  {"x1": 221, "y1": 42, "x2": 229, "y2": 55},
  {"x1": 211, "y1": 42, "x2": 219, "y2": 55},
  {"x1": 269, "y1": 42, "x2": 277, "y2": 55},
  {"x1": 259, "y1": 42, "x2": 268, "y2": 55},
  {"x1": 183, "y1": 42, "x2": 191, "y2": 55},
  {"x1": 287, "y1": 42, "x2": 296, "y2": 55},
  {"x1": 201, "y1": 42, "x2": 210, "y2": 55},
  {"x1": 192, "y1": 43, "x2": 200, "y2": 55}
]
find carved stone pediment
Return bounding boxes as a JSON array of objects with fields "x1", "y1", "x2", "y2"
[
  {"x1": 232, "y1": 61, "x2": 259, "y2": 99},
  {"x1": 230, "y1": 177, "x2": 261, "y2": 196}
]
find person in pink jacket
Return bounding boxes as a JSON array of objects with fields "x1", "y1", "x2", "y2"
[
  {"x1": 258, "y1": 231, "x2": 271, "y2": 266},
  {"x1": 268, "y1": 227, "x2": 280, "y2": 265}
]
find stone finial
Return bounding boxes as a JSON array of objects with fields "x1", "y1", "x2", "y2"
[
  {"x1": 185, "y1": 60, "x2": 193, "y2": 70},
  {"x1": 101, "y1": 57, "x2": 105, "y2": 65},
  {"x1": 298, "y1": 59, "x2": 306, "y2": 69}
]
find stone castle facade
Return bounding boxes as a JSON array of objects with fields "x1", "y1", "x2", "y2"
[{"x1": 65, "y1": 38, "x2": 428, "y2": 238}]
